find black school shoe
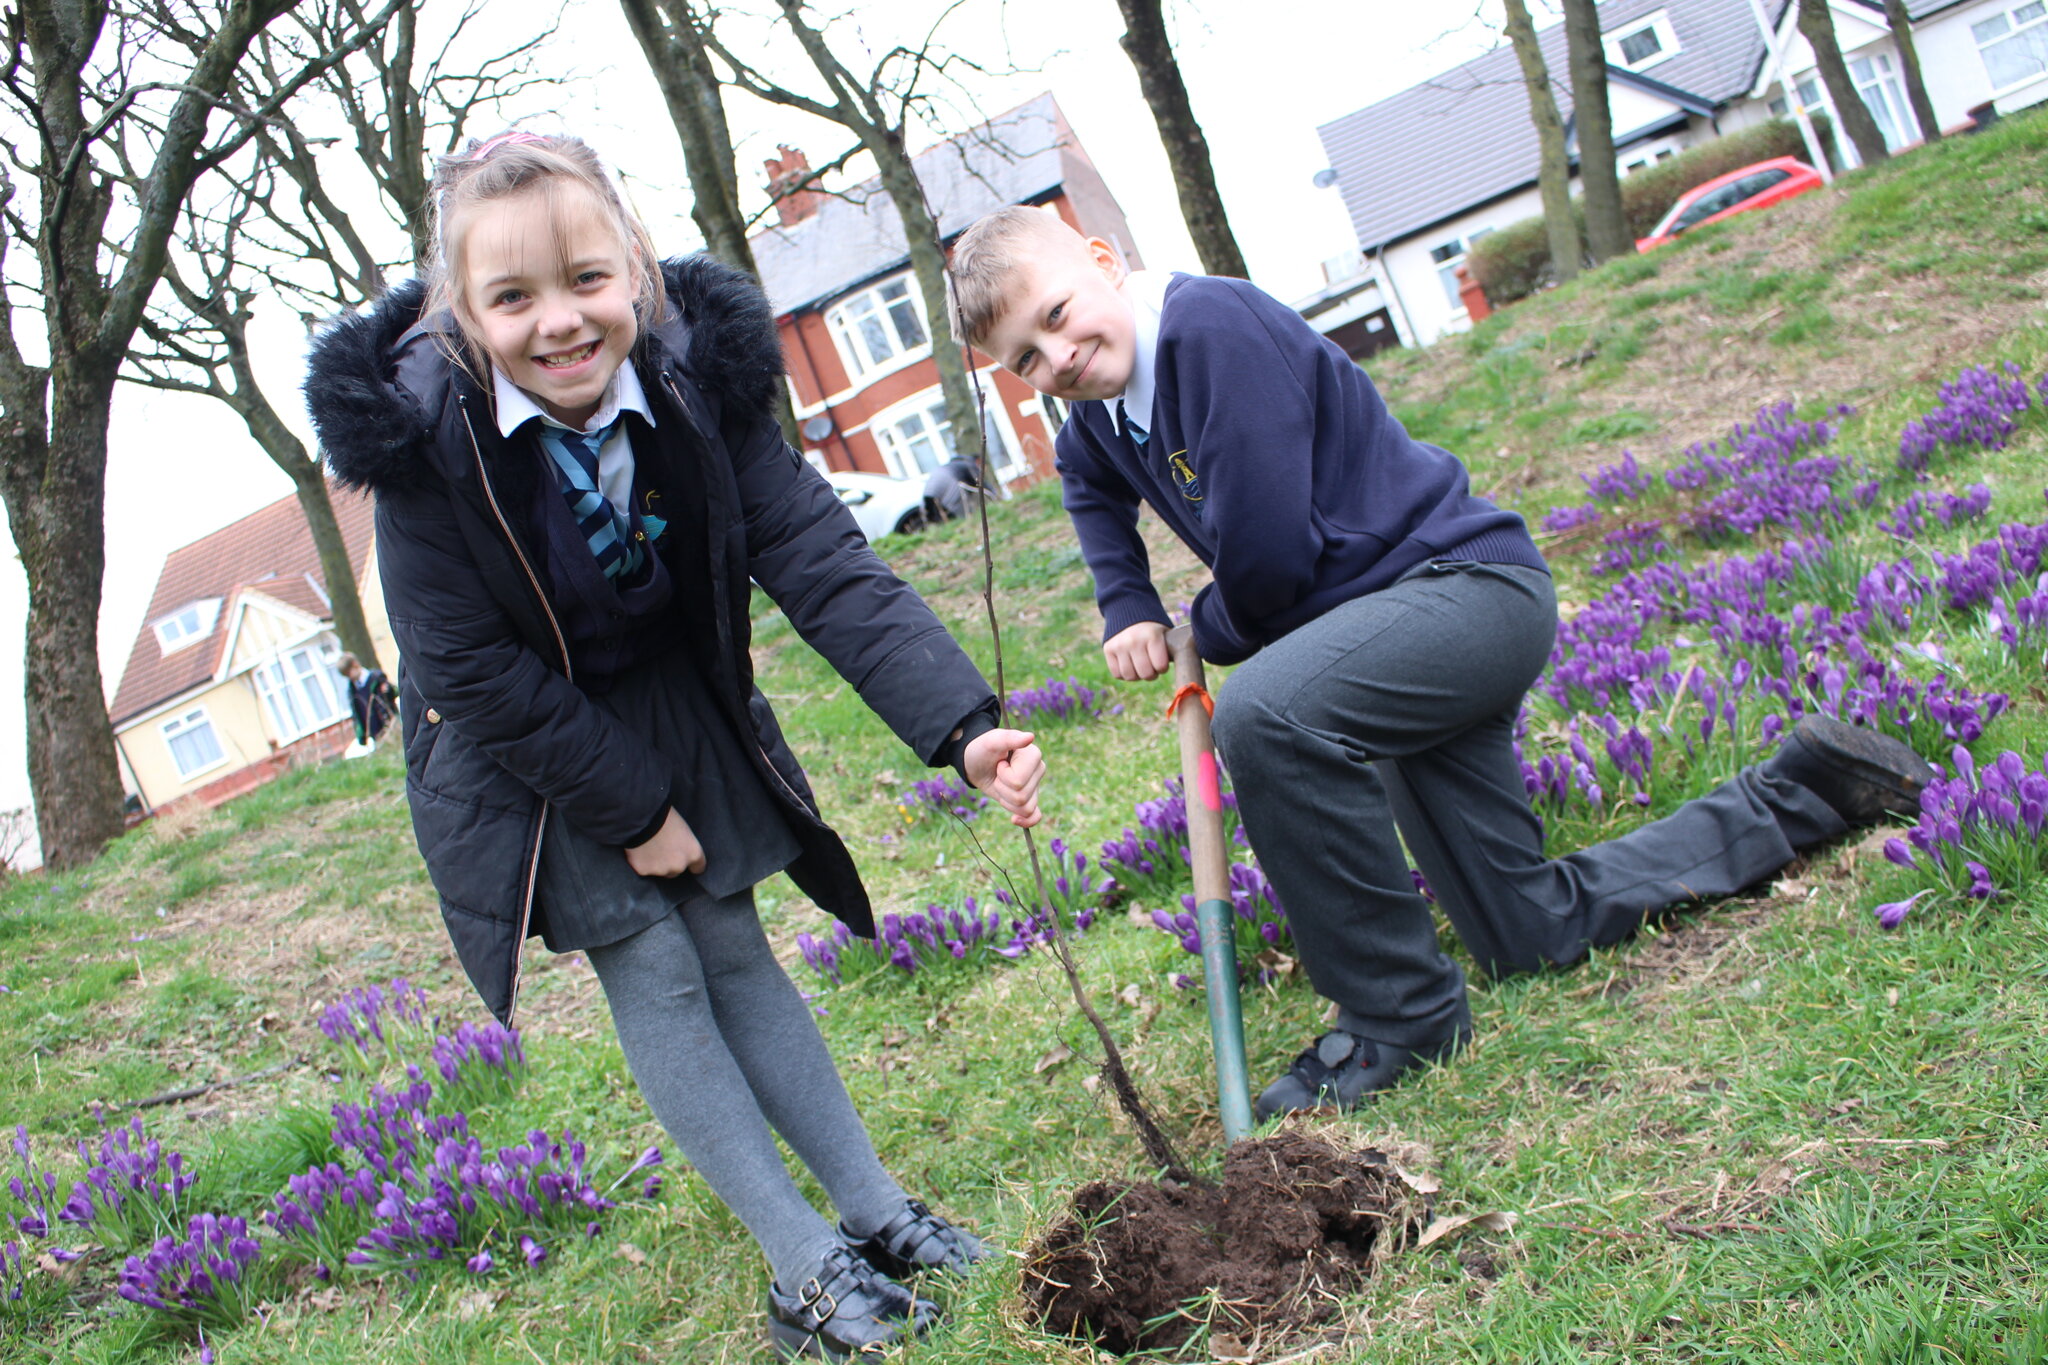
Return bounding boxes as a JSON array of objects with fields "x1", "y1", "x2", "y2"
[
  {"x1": 1253, "y1": 1026, "x2": 1470, "y2": 1121},
  {"x1": 1765, "y1": 714, "x2": 1935, "y2": 826},
  {"x1": 842, "y1": 1199, "x2": 987, "y2": 1280},
  {"x1": 766, "y1": 1244, "x2": 939, "y2": 1360}
]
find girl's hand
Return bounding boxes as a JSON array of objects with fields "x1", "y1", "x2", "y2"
[
  {"x1": 1103, "y1": 621, "x2": 1170, "y2": 681},
  {"x1": 626, "y1": 808, "x2": 707, "y2": 878},
  {"x1": 963, "y1": 728, "x2": 1046, "y2": 827}
]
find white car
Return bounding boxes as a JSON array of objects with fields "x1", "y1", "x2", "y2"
[{"x1": 827, "y1": 470, "x2": 928, "y2": 543}]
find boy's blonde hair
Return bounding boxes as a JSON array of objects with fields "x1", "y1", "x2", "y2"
[
  {"x1": 425, "y1": 130, "x2": 669, "y2": 384},
  {"x1": 949, "y1": 205, "x2": 1088, "y2": 348}
]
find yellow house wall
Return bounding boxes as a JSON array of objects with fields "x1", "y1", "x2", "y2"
[
  {"x1": 117, "y1": 678, "x2": 276, "y2": 810},
  {"x1": 358, "y1": 541, "x2": 400, "y2": 677}
]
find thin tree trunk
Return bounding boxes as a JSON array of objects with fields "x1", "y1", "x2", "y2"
[
  {"x1": 1504, "y1": 0, "x2": 1581, "y2": 284},
  {"x1": 1561, "y1": 0, "x2": 1629, "y2": 264},
  {"x1": 231, "y1": 375, "x2": 382, "y2": 671},
  {"x1": 876, "y1": 136, "x2": 982, "y2": 467},
  {"x1": 9, "y1": 373, "x2": 128, "y2": 869},
  {"x1": 1883, "y1": 0, "x2": 1940, "y2": 145},
  {"x1": 1800, "y1": 0, "x2": 1889, "y2": 165},
  {"x1": 620, "y1": 0, "x2": 799, "y2": 445},
  {"x1": 1114, "y1": 0, "x2": 1249, "y2": 279}
]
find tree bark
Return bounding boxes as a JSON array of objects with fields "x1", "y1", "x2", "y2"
[
  {"x1": 620, "y1": 0, "x2": 799, "y2": 446},
  {"x1": 1560, "y1": 0, "x2": 1630, "y2": 264},
  {"x1": 1800, "y1": 0, "x2": 1889, "y2": 166},
  {"x1": 6, "y1": 369, "x2": 128, "y2": 870},
  {"x1": 1503, "y1": 0, "x2": 1581, "y2": 284},
  {"x1": 1114, "y1": 0, "x2": 1248, "y2": 279},
  {"x1": 1883, "y1": 0, "x2": 1940, "y2": 145}
]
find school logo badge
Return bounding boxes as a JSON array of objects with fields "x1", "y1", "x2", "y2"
[{"x1": 1167, "y1": 450, "x2": 1203, "y2": 516}]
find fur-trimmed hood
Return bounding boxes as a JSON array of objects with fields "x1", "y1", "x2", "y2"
[{"x1": 306, "y1": 255, "x2": 787, "y2": 493}]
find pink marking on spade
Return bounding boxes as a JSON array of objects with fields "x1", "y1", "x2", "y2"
[{"x1": 1197, "y1": 751, "x2": 1222, "y2": 811}]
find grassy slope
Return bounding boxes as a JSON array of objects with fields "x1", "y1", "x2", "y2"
[{"x1": 4, "y1": 115, "x2": 2048, "y2": 1363}]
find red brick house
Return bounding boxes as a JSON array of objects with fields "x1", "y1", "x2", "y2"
[{"x1": 749, "y1": 93, "x2": 1143, "y2": 487}]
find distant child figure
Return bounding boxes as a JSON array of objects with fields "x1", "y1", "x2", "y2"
[
  {"x1": 921, "y1": 454, "x2": 983, "y2": 524},
  {"x1": 335, "y1": 652, "x2": 398, "y2": 745},
  {"x1": 307, "y1": 132, "x2": 1045, "y2": 1359},
  {"x1": 951, "y1": 207, "x2": 1933, "y2": 1120}
]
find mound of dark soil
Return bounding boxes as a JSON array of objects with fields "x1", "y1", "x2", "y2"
[{"x1": 1022, "y1": 1130, "x2": 1432, "y2": 1354}]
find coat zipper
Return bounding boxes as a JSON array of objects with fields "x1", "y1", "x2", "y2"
[
  {"x1": 459, "y1": 397, "x2": 571, "y2": 1027},
  {"x1": 656, "y1": 372, "x2": 818, "y2": 820}
]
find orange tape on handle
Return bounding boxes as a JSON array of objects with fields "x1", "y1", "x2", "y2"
[{"x1": 1165, "y1": 682, "x2": 1214, "y2": 719}]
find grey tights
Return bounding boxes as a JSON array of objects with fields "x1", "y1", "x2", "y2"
[{"x1": 583, "y1": 892, "x2": 907, "y2": 1288}]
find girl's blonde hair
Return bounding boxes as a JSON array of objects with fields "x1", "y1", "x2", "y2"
[{"x1": 424, "y1": 130, "x2": 669, "y2": 384}]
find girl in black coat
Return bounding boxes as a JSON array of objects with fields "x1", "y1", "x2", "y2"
[{"x1": 306, "y1": 131, "x2": 1043, "y2": 1360}]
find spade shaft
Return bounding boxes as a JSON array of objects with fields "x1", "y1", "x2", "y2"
[{"x1": 1166, "y1": 624, "x2": 1254, "y2": 1143}]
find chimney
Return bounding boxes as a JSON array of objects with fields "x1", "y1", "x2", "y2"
[{"x1": 765, "y1": 145, "x2": 824, "y2": 227}]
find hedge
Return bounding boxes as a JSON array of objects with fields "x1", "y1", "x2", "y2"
[{"x1": 1469, "y1": 117, "x2": 1836, "y2": 305}]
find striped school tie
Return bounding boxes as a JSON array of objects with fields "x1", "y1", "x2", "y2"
[{"x1": 538, "y1": 419, "x2": 642, "y2": 581}]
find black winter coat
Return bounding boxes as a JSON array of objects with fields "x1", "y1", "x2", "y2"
[{"x1": 306, "y1": 257, "x2": 996, "y2": 1025}]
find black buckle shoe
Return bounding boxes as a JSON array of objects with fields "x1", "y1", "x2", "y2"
[
  {"x1": 1253, "y1": 1027, "x2": 1467, "y2": 1121},
  {"x1": 1766, "y1": 714, "x2": 1934, "y2": 826},
  {"x1": 766, "y1": 1244, "x2": 939, "y2": 1360},
  {"x1": 843, "y1": 1199, "x2": 987, "y2": 1279}
]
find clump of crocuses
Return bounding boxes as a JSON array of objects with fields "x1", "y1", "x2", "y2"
[
  {"x1": 1008, "y1": 676, "x2": 1119, "y2": 724},
  {"x1": 58, "y1": 1116, "x2": 198, "y2": 1255},
  {"x1": 1898, "y1": 362, "x2": 2032, "y2": 472},
  {"x1": 896, "y1": 773, "x2": 988, "y2": 826},
  {"x1": 117, "y1": 1212, "x2": 264, "y2": 1329},
  {"x1": 317, "y1": 976, "x2": 432, "y2": 1070},
  {"x1": 1877, "y1": 745, "x2": 2048, "y2": 928},
  {"x1": 431, "y1": 1021, "x2": 527, "y2": 1109}
]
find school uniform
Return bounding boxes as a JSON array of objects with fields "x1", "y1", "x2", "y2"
[
  {"x1": 1055, "y1": 272, "x2": 1846, "y2": 1052},
  {"x1": 307, "y1": 253, "x2": 996, "y2": 1304}
]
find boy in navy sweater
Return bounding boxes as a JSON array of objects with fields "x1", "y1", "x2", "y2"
[{"x1": 951, "y1": 208, "x2": 1934, "y2": 1118}]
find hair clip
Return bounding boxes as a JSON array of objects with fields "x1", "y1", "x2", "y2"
[{"x1": 470, "y1": 130, "x2": 546, "y2": 160}]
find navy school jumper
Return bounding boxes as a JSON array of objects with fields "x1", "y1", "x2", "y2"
[{"x1": 1053, "y1": 273, "x2": 1548, "y2": 664}]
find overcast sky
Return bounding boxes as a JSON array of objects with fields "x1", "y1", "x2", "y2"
[{"x1": 0, "y1": 0, "x2": 1512, "y2": 856}]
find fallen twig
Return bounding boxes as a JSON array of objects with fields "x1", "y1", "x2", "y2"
[{"x1": 92, "y1": 1055, "x2": 305, "y2": 1116}]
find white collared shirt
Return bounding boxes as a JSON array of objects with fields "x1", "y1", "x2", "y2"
[
  {"x1": 1111, "y1": 270, "x2": 1173, "y2": 439},
  {"x1": 492, "y1": 362, "x2": 656, "y2": 512}
]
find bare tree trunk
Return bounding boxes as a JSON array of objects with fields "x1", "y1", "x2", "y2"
[
  {"x1": 1503, "y1": 0, "x2": 1581, "y2": 284},
  {"x1": 1883, "y1": 0, "x2": 1940, "y2": 145},
  {"x1": 620, "y1": 0, "x2": 799, "y2": 445},
  {"x1": 8, "y1": 372, "x2": 127, "y2": 869},
  {"x1": 1800, "y1": 0, "x2": 1889, "y2": 166},
  {"x1": 1560, "y1": 0, "x2": 1629, "y2": 264},
  {"x1": 1113, "y1": 0, "x2": 1248, "y2": 279}
]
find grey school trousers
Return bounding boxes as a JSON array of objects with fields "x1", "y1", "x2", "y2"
[{"x1": 1209, "y1": 560, "x2": 1846, "y2": 1051}]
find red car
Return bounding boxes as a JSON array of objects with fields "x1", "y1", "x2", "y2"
[{"x1": 1635, "y1": 156, "x2": 1824, "y2": 252}]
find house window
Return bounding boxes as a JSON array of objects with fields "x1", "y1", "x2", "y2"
[
  {"x1": 1849, "y1": 52, "x2": 1914, "y2": 149},
  {"x1": 1975, "y1": 2, "x2": 2048, "y2": 90},
  {"x1": 869, "y1": 388, "x2": 1020, "y2": 482},
  {"x1": 161, "y1": 707, "x2": 226, "y2": 780},
  {"x1": 1429, "y1": 230, "x2": 1491, "y2": 310},
  {"x1": 253, "y1": 644, "x2": 347, "y2": 742},
  {"x1": 825, "y1": 274, "x2": 929, "y2": 379},
  {"x1": 153, "y1": 599, "x2": 220, "y2": 654},
  {"x1": 1605, "y1": 12, "x2": 1679, "y2": 71}
]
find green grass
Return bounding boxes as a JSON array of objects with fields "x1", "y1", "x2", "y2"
[{"x1": 4, "y1": 113, "x2": 2048, "y2": 1364}]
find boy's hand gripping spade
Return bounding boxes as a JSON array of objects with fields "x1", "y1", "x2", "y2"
[{"x1": 1165, "y1": 625, "x2": 1255, "y2": 1143}]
